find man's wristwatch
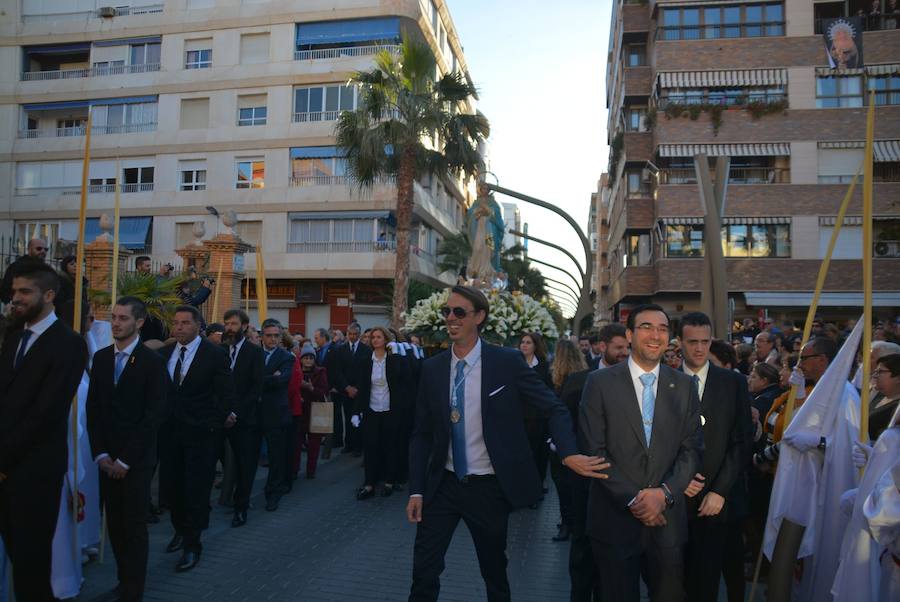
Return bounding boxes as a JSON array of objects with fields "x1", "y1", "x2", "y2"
[
  {"x1": 817, "y1": 436, "x2": 827, "y2": 452},
  {"x1": 661, "y1": 483, "x2": 675, "y2": 508}
]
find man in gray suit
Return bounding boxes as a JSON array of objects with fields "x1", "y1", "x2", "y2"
[{"x1": 579, "y1": 303, "x2": 703, "y2": 602}]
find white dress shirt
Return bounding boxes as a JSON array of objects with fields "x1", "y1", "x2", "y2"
[
  {"x1": 527, "y1": 355, "x2": 539, "y2": 368},
  {"x1": 683, "y1": 360, "x2": 710, "y2": 400},
  {"x1": 369, "y1": 353, "x2": 390, "y2": 412},
  {"x1": 627, "y1": 356, "x2": 660, "y2": 414},
  {"x1": 229, "y1": 337, "x2": 245, "y2": 369},
  {"x1": 445, "y1": 338, "x2": 494, "y2": 475},
  {"x1": 15, "y1": 311, "x2": 57, "y2": 360},
  {"x1": 168, "y1": 335, "x2": 202, "y2": 383},
  {"x1": 95, "y1": 335, "x2": 141, "y2": 469}
]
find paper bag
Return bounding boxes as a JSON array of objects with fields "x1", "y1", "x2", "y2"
[{"x1": 309, "y1": 401, "x2": 334, "y2": 434}]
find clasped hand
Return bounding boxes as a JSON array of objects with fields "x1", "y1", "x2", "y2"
[
  {"x1": 99, "y1": 457, "x2": 128, "y2": 480},
  {"x1": 630, "y1": 488, "x2": 666, "y2": 526}
]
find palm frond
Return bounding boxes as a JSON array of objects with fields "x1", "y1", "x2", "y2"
[
  {"x1": 434, "y1": 72, "x2": 478, "y2": 103},
  {"x1": 90, "y1": 272, "x2": 185, "y2": 326}
]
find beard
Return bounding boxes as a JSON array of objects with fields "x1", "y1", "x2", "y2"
[
  {"x1": 10, "y1": 297, "x2": 45, "y2": 328},
  {"x1": 222, "y1": 330, "x2": 245, "y2": 346}
]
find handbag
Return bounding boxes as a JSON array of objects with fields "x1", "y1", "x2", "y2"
[{"x1": 309, "y1": 399, "x2": 334, "y2": 434}]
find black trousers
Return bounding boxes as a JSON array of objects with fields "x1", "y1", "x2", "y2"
[
  {"x1": 549, "y1": 451, "x2": 574, "y2": 529},
  {"x1": 262, "y1": 423, "x2": 287, "y2": 501},
  {"x1": 409, "y1": 471, "x2": 511, "y2": 602},
  {"x1": 395, "y1": 406, "x2": 414, "y2": 484},
  {"x1": 569, "y1": 473, "x2": 599, "y2": 602},
  {"x1": 101, "y1": 466, "x2": 152, "y2": 601},
  {"x1": 340, "y1": 395, "x2": 362, "y2": 452},
  {"x1": 591, "y1": 534, "x2": 684, "y2": 602},
  {"x1": 0, "y1": 456, "x2": 64, "y2": 602},
  {"x1": 227, "y1": 423, "x2": 261, "y2": 512},
  {"x1": 160, "y1": 422, "x2": 218, "y2": 552},
  {"x1": 362, "y1": 408, "x2": 399, "y2": 486},
  {"x1": 524, "y1": 417, "x2": 548, "y2": 487},
  {"x1": 684, "y1": 509, "x2": 729, "y2": 602}
]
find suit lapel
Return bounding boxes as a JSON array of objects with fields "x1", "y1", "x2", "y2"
[
  {"x1": 438, "y1": 351, "x2": 451, "y2": 435},
  {"x1": 180, "y1": 340, "x2": 204, "y2": 387},
  {"x1": 649, "y1": 367, "x2": 677, "y2": 452},
  {"x1": 617, "y1": 364, "x2": 649, "y2": 449},
  {"x1": 116, "y1": 345, "x2": 138, "y2": 388}
]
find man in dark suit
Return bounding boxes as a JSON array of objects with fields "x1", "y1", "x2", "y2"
[
  {"x1": 334, "y1": 323, "x2": 371, "y2": 456},
  {"x1": 159, "y1": 305, "x2": 236, "y2": 572},
  {"x1": 87, "y1": 296, "x2": 167, "y2": 601},
  {"x1": 222, "y1": 309, "x2": 264, "y2": 528},
  {"x1": 406, "y1": 285, "x2": 609, "y2": 602},
  {"x1": 0, "y1": 263, "x2": 87, "y2": 600},
  {"x1": 259, "y1": 319, "x2": 295, "y2": 512},
  {"x1": 579, "y1": 303, "x2": 703, "y2": 602},
  {"x1": 677, "y1": 312, "x2": 751, "y2": 602}
]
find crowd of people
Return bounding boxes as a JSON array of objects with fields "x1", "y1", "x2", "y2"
[{"x1": 0, "y1": 240, "x2": 898, "y2": 601}]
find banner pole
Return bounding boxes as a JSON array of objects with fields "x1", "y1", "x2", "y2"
[{"x1": 860, "y1": 92, "x2": 875, "y2": 446}]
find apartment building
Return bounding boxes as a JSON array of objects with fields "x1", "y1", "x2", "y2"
[
  {"x1": 601, "y1": 0, "x2": 900, "y2": 324},
  {"x1": 0, "y1": 0, "x2": 475, "y2": 333}
]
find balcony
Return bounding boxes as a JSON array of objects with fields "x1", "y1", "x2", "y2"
[
  {"x1": 656, "y1": 22, "x2": 785, "y2": 41},
  {"x1": 287, "y1": 241, "x2": 397, "y2": 254},
  {"x1": 294, "y1": 44, "x2": 400, "y2": 61},
  {"x1": 815, "y1": 15, "x2": 899, "y2": 35},
  {"x1": 21, "y1": 62, "x2": 160, "y2": 82},
  {"x1": 18, "y1": 122, "x2": 158, "y2": 139},
  {"x1": 292, "y1": 111, "x2": 341, "y2": 123},
  {"x1": 659, "y1": 167, "x2": 791, "y2": 185},
  {"x1": 289, "y1": 175, "x2": 395, "y2": 187},
  {"x1": 15, "y1": 183, "x2": 153, "y2": 196},
  {"x1": 21, "y1": 4, "x2": 163, "y2": 22}
]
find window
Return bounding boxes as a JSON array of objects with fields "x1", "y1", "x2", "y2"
[
  {"x1": 236, "y1": 221, "x2": 262, "y2": 246},
  {"x1": 626, "y1": 170, "x2": 651, "y2": 197},
  {"x1": 626, "y1": 45, "x2": 646, "y2": 67},
  {"x1": 626, "y1": 108, "x2": 647, "y2": 132},
  {"x1": 236, "y1": 159, "x2": 265, "y2": 189},
  {"x1": 818, "y1": 146, "x2": 863, "y2": 183},
  {"x1": 288, "y1": 218, "x2": 379, "y2": 250},
  {"x1": 816, "y1": 75, "x2": 863, "y2": 108},
  {"x1": 869, "y1": 75, "x2": 900, "y2": 106},
  {"x1": 56, "y1": 118, "x2": 84, "y2": 135},
  {"x1": 89, "y1": 177, "x2": 116, "y2": 192},
  {"x1": 290, "y1": 147, "x2": 348, "y2": 184},
  {"x1": 122, "y1": 166, "x2": 154, "y2": 192},
  {"x1": 624, "y1": 233, "x2": 652, "y2": 266},
  {"x1": 176, "y1": 222, "x2": 199, "y2": 248},
  {"x1": 179, "y1": 160, "x2": 207, "y2": 191},
  {"x1": 660, "y1": 3, "x2": 784, "y2": 40},
  {"x1": 665, "y1": 225, "x2": 704, "y2": 257},
  {"x1": 661, "y1": 85, "x2": 784, "y2": 107},
  {"x1": 130, "y1": 42, "x2": 160, "y2": 66},
  {"x1": 293, "y1": 85, "x2": 356, "y2": 121},
  {"x1": 721, "y1": 223, "x2": 790, "y2": 257},
  {"x1": 92, "y1": 44, "x2": 126, "y2": 73},
  {"x1": 180, "y1": 98, "x2": 210, "y2": 129},
  {"x1": 239, "y1": 33, "x2": 270, "y2": 65},
  {"x1": 185, "y1": 39, "x2": 213, "y2": 69},
  {"x1": 237, "y1": 93, "x2": 267, "y2": 126}
]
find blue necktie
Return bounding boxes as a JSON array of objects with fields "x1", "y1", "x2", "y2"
[
  {"x1": 265, "y1": 350, "x2": 273, "y2": 365},
  {"x1": 114, "y1": 351, "x2": 127, "y2": 385},
  {"x1": 14, "y1": 329, "x2": 33, "y2": 369},
  {"x1": 691, "y1": 374, "x2": 701, "y2": 397},
  {"x1": 451, "y1": 360, "x2": 468, "y2": 479},
  {"x1": 639, "y1": 372, "x2": 657, "y2": 447}
]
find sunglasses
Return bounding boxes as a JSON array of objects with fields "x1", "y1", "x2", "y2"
[{"x1": 441, "y1": 306, "x2": 475, "y2": 319}]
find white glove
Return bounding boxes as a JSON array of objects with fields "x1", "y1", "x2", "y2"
[
  {"x1": 852, "y1": 442, "x2": 873, "y2": 469},
  {"x1": 547, "y1": 438, "x2": 557, "y2": 453},
  {"x1": 788, "y1": 368, "x2": 806, "y2": 399},
  {"x1": 783, "y1": 431, "x2": 821, "y2": 453},
  {"x1": 351, "y1": 414, "x2": 361, "y2": 428},
  {"x1": 840, "y1": 488, "x2": 858, "y2": 516}
]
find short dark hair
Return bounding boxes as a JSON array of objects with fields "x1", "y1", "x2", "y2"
[
  {"x1": 598, "y1": 323, "x2": 626, "y2": 343},
  {"x1": 753, "y1": 361, "x2": 781, "y2": 385},
  {"x1": 578, "y1": 335, "x2": 590, "y2": 343},
  {"x1": 135, "y1": 255, "x2": 151, "y2": 265},
  {"x1": 115, "y1": 296, "x2": 147, "y2": 321},
  {"x1": 877, "y1": 353, "x2": 900, "y2": 377},
  {"x1": 450, "y1": 285, "x2": 490, "y2": 331},
  {"x1": 626, "y1": 303, "x2": 669, "y2": 332},
  {"x1": 223, "y1": 309, "x2": 250, "y2": 325},
  {"x1": 678, "y1": 312, "x2": 712, "y2": 338},
  {"x1": 347, "y1": 323, "x2": 361, "y2": 334},
  {"x1": 60, "y1": 255, "x2": 77, "y2": 274},
  {"x1": 261, "y1": 318, "x2": 282, "y2": 331},
  {"x1": 315, "y1": 327, "x2": 330, "y2": 341},
  {"x1": 588, "y1": 334, "x2": 600, "y2": 345},
  {"x1": 206, "y1": 322, "x2": 225, "y2": 335},
  {"x1": 174, "y1": 305, "x2": 202, "y2": 324},
  {"x1": 806, "y1": 337, "x2": 838, "y2": 363},
  {"x1": 14, "y1": 263, "x2": 60, "y2": 295},
  {"x1": 709, "y1": 339, "x2": 737, "y2": 369}
]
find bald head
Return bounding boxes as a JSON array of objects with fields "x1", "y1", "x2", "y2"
[{"x1": 27, "y1": 238, "x2": 48, "y2": 260}]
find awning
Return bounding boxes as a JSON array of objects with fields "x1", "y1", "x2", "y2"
[
  {"x1": 819, "y1": 215, "x2": 897, "y2": 226},
  {"x1": 290, "y1": 146, "x2": 342, "y2": 159},
  {"x1": 287, "y1": 211, "x2": 391, "y2": 221},
  {"x1": 296, "y1": 17, "x2": 401, "y2": 47},
  {"x1": 866, "y1": 63, "x2": 900, "y2": 76},
  {"x1": 818, "y1": 140, "x2": 900, "y2": 161},
  {"x1": 93, "y1": 36, "x2": 161, "y2": 47},
  {"x1": 662, "y1": 216, "x2": 791, "y2": 225},
  {"x1": 24, "y1": 43, "x2": 91, "y2": 55},
  {"x1": 23, "y1": 96, "x2": 157, "y2": 111},
  {"x1": 659, "y1": 143, "x2": 790, "y2": 157},
  {"x1": 657, "y1": 68, "x2": 786, "y2": 88},
  {"x1": 91, "y1": 95, "x2": 158, "y2": 106},
  {"x1": 744, "y1": 291, "x2": 900, "y2": 307},
  {"x1": 83, "y1": 217, "x2": 151, "y2": 249},
  {"x1": 815, "y1": 67, "x2": 865, "y2": 76}
]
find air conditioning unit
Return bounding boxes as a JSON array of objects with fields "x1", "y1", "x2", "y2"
[
  {"x1": 98, "y1": 6, "x2": 117, "y2": 17},
  {"x1": 874, "y1": 241, "x2": 899, "y2": 258}
]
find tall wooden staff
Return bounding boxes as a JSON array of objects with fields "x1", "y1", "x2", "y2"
[
  {"x1": 255, "y1": 250, "x2": 268, "y2": 323},
  {"x1": 110, "y1": 159, "x2": 122, "y2": 323},
  {"x1": 211, "y1": 258, "x2": 224, "y2": 323},
  {"x1": 859, "y1": 91, "x2": 875, "y2": 446}
]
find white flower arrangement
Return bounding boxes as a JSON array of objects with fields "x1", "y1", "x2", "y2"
[{"x1": 403, "y1": 289, "x2": 559, "y2": 346}]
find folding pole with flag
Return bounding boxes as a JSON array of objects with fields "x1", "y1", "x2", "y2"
[
  {"x1": 255, "y1": 249, "x2": 267, "y2": 323},
  {"x1": 764, "y1": 318, "x2": 863, "y2": 601}
]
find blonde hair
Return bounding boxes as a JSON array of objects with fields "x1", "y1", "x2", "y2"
[
  {"x1": 552, "y1": 339, "x2": 588, "y2": 390},
  {"x1": 369, "y1": 326, "x2": 393, "y2": 348}
]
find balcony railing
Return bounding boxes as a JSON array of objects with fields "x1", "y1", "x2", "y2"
[
  {"x1": 658, "y1": 92, "x2": 786, "y2": 108},
  {"x1": 815, "y1": 15, "x2": 899, "y2": 34},
  {"x1": 109, "y1": 4, "x2": 164, "y2": 16},
  {"x1": 18, "y1": 122, "x2": 157, "y2": 139},
  {"x1": 294, "y1": 44, "x2": 401, "y2": 61},
  {"x1": 120, "y1": 183, "x2": 154, "y2": 193},
  {"x1": 22, "y1": 4, "x2": 163, "y2": 22},
  {"x1": 874, "y1": 240, "x2": 900, "y2": 258},
  {"x1": 287, "y1": 241, "x2": 397, "y2": 253},
  {"x1": 657, "y1": 22, "x2": 785, "y2": 41},
  {"x1": 21, "y1": 62, "x2": 161, "y2": 81},
  {"x1": 15, "y1": 183, "x2": 152, "y2": 195},
  {"x1": 289, "y1": 175, "x2": 396, "y2": 187},
  {"x1": 659, "y1": 167, "x2": 790, "y2": 185},
  {"x1": 292, "y1": 111, "x2": 341, "y2": 123}
]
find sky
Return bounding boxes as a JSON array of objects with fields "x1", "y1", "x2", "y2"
[{"x1": 448, "y1": 0, "x2": 613, "y2": 315}]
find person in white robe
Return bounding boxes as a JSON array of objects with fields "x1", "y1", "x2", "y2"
[
  {"x1": 832, "y1": 405, "x2": 900, "y2": 601},
  {"x1": 864, "y1": 458, "x2": 900, "y2": 602}
]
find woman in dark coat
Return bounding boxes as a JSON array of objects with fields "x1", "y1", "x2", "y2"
[
  {"x1": 518, "y1": 331, "x2": 552, "y2": 503},
  {"x1": 294, "y1": 343, "x2": 329, "y2": 479},
  {"x1": 355, "y1": 326, "x2": 411, "y2": 500}
]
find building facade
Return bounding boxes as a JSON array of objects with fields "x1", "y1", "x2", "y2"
[
  {"x1": 601, "y1": 0, "x2": 900, "y2": 325},
  {"x1": 0, "y1": 0, "x2": 475, "y2": 333}
]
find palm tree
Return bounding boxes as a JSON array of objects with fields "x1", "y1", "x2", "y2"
[{"x1": 336, "y1": 39, "x2": 490, "y2": 328}]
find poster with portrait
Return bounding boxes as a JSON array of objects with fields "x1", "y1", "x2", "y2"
[{"x1": 823, "y1": 17, "x2": 865, "y2": 70}]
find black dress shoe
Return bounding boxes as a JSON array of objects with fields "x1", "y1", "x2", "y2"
[
  {"x1": 165, "y1": 535, "x2": 183, "y2": 553},
  {"x1": 175, "y1": 550, "x2": 200, "y2": 572},
  {"x1": 231, "y1": 511, "x2": 247, "y2": 527},
  {"x1": 552, "y1": 524, "x2": 571, "y2": 542},
  {"x1": 265, "y1": 498, "x2": 279, "y2": 512},
  {"x1": 356, "y1": 487, "x2": 375, "y2": 500}
]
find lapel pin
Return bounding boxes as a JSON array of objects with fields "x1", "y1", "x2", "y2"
[
  {"x1": 701, "y1": 415, "x2": 707, "y2": 426},
  {"x1": 669, "y1": 383, "x2": 675, "y2": 388},
  {"x1": 130, "y1": 356, "x2": 136, "y2": 365}
]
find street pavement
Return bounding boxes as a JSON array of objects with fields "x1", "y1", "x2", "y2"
[{"x1": 78, "y1": 452, "x2": 574, "y2": 601}]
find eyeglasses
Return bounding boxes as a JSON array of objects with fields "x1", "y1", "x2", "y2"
[
  {"x1": 635, "y1": 323, "x2": 670, "y2": 335},
  {"x1": 799, "y1": 353, "x2": 823, "y2": 362},
  {"x1": 871, "y1": 369, "x2": 891, "y2": 378},
  {"x1": 441, "y1": 306, "x2": 475, "y2": 319}
]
